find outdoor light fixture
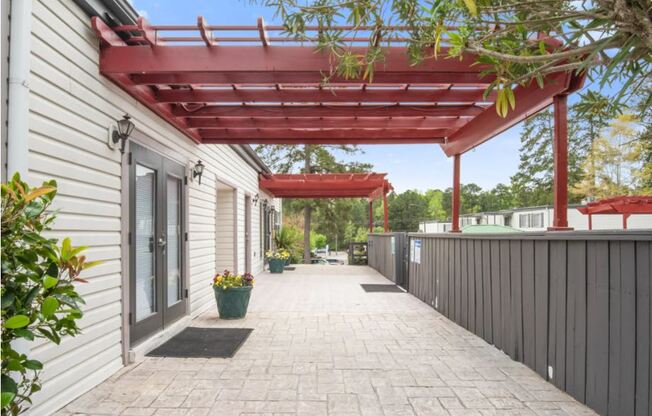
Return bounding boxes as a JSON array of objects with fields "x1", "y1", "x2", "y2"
[
  {"x1": 110, "y1": 114, "x2": 135, "y2": 154},
  {"x1": 252, "y1": 194, "x2": 260, "y2": 206},
  {"x1": 192, "y1": 160, "x2": 205, "y2": 185}
]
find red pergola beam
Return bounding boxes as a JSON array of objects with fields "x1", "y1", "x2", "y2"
[
  {"x1": 201, "y1": 137, "x2": 446, "y2": 145},
  {"x1": 187, "y1": 117, "x2": 468, "y2": 129},
  {"x1": 441, "y1": 72, "x2": 577, "y2": 156},
  {"x1": 99, "y1": 46, "x2": 488, "y2": 74},
  {"x1": 198, "y1": 128, "x2": 448, "y2": 140},
  {"x1": 577, "y1": 196, "x2": 652, "y2": 215},
  {"x1": 174, "y1": 105, "x2": 484, "y2": 118},
  {"x1": 131, "y1": 72, "x2": 493, "y2": 86},
  {"x1": 156, "y1": 88, "x2": 497, "y2": 103},
  {"x1": 259, "y1": 174, "x2": 392, "y2": 201}
]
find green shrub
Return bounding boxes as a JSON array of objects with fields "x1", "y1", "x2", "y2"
[
  {"x1": 274, "y1": 225, "x2": 302, "y2": 263},
  {"x1": 310, "y1": 232, "x2": 328, "y2": 250},
  {"x1": 1, "y1": 174, "x2": 96, "y2": 415}
]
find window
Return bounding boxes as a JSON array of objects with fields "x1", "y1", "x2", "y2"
[{"x1": 519, "y1": 213, "x2": 544, "y2": 228}]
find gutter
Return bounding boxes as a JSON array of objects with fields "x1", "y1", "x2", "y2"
[
  {"x1": 230, "y1": 145, "x2": 271, "y2": 174},
  {"x1": 6, "y1": 0, "x2": 32, "y2": 178},
  {"x1": 73, "y1": 0, "x2": 138, "y2": 25}
]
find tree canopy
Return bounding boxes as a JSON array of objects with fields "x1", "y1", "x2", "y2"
[{"x1": 258, "y1": 0, "x2": 651, "y2": 114}]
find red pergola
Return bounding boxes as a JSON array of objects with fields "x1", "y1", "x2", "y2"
[
  {"x1": 260, "y1": 173, "x2": 393, "y2": 232},
  {"x1": 577, "y1": 196, "x2": 652, "y2": 230},
  {"x1": 92, "y1": 16, "x2": 585, "y2": 232}
]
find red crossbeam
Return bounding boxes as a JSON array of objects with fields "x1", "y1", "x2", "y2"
[
  {"x1": 259, "y1": 173, "x2": 392, "y2": 200},
  {"x1": 187, "y1": 117, "x2": 467, "y2": 129},
  {"x1": 198, "y1": 128, "x2": 448, "y2": 141},
  {"x1": 174, "y1": 105, "x2": 483, "y2": 118},
  {"x1": 577, "y1": 196, "x2": 652, "y2": 215},
  {"x1": 156, "y1": 87, "x2": 496, "y2": 103}
]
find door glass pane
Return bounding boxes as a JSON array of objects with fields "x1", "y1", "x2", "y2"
[
  {"x1": 135, "y1": 165, "x2": 156, "y2": 321},
  {"x1": 167, "y1": 176, "x2": 182, "y2": 306}
]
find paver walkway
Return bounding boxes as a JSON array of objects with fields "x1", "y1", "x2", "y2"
[{"x1": 58, "y1": 265, "x2": 597, "y2": 416}]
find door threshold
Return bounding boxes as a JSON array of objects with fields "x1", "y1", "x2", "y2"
[{"x1": 128, "y1": 315, "x2": 192, "y2": 363}]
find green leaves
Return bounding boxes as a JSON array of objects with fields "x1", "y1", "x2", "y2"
[
  {"x1": 4, "y1": 315, "x2": 30, "y2": 329},
  {"x1": 495, "y1": 86, "x2": 516, "y2": 118},
  {"x1": 461, "y1": 0, "x2": 477, "y2": 17},
  {"x1": 1, "y1": 393, "x2": 14, "y2": 408},
  {"x1": 2, "y1": 173, "x2": 88, "y2": 413},
  {"x1": 43, "y1": 276, "x2": 58, "y2": 289},
  {"x1": 41, "y1": 297, "x2": 59, "y2": 318}
]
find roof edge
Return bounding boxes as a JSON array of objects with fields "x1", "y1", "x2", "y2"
[
  {"x1": 230, "y1": 145, "x2": 271, "y2": 174},
  {"x1": 73, "y1": 0, "x2": 139, "y2": 25}
]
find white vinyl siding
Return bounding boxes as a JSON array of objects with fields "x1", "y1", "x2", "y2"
[{"x1": 24, "y1": 1, "x2": 278, "y2": 413}]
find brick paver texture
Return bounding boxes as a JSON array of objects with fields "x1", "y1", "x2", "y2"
[{"x1": 57, "y1": 265, "x2": 598, "y2": 416}]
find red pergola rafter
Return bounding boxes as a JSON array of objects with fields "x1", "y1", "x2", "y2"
[
  {"x1": 577, "y1": 196, "x2": 652, "y2": 230},
  {"x1": 91, "y1": 15, "x2": 586, "y2": 232},
  {"x1": 260, "y1": 173, "x2": 393, "y2": 232}
]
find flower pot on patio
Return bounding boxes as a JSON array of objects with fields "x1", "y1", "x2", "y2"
[
  {"x1": 266, "y1": 249, "x2": 290, "y2": 273},
  {"x1": 268, "y1": 258, "x2": 285, "y2": 273},
  {"x1": 212, "y1": 270, "x2": 254, "y2": 319}
]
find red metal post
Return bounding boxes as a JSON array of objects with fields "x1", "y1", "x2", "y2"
[
  {"x1": 623, "y1": 213, "x2": 630, "y2": 230},
  {"x1": 451, "y1": 154, "x2": 461, "y2": 233},
  {"x1": 548, "y1": 95, "x2": 573, "y2": 231},
  {"x1": 383, "y1": 191, "x2": 389, "y2": 232},
  {"x1": 369, "y1": 201, "x2": 374, "y2": 232}
]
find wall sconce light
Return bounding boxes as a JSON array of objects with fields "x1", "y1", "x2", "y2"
[
  {"x1": 252, "y1": 194, "x2": 259, "y2": 206},
  {"x1": 192, "y1": 160, "x2": 205, "y2": 185},
  {"x1": 109, "y1": 114, "x2": 135, "y2": 154}
]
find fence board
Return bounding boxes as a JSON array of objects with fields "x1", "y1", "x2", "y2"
[
  {"x1": 534, "y1": 240, "x2": 549, "y2": 380},
  {"x1": 474, "y1": 240, "x2": 484, "y2": 339},
  {"x1": 566, "y1": 240, "x2": 587, "y2": 402},
  {"x1": 510, "y1": 240, "x2": 523, "y2": 362},
  {"x1": 482, "y1": 240, "x2": 492, "y2": 343},
  {"x1": 635, "y1": 241, "x2": 650, "y2": 416},
  {"x1": 490, "y1": 240, "x2": 502, "y2": 350},
  {"x1": 619, "y1": 241, "x2": 636, "y2": 416},
  {"x1": 500, "y1": 240, "x2": 513, "y2": 357},
  {"x1": 586, "y1": 240, "x2": 609, "y2": 414},
  {"x1": 521, "y1": 240, "x2": 536, "y2": 370}
]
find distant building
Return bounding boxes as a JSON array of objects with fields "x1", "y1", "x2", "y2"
[{"x1": 419, "y1": 204, "x2": 652, "y2": 233}]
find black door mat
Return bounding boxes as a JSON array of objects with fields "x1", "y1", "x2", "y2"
[
  {"x1": 360, "y1": 284, "x2": 406, "y2": 293},
  {"x1": 284, "y1": 266, "x2": 296, "y2": 271},
  {"x1": 146, "y1": 327, "x2": 253, "y2": 358}
]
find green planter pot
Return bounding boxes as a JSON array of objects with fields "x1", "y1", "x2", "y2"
[
  {"x1": 213, "y1": 286, "x2": 252, "y2": 319},
  {"x1": 268, "y1": 258, "x2": 285, "y2": 273}
]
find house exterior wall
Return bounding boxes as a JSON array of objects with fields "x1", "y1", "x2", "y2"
[
  {"x1": 420, "y1": 208, "x2": 652, "y2": 233},
  {"x1": 17, "y1": 1, "x2": 280, "y2": 413}
]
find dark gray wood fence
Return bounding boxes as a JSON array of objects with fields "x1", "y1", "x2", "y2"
[
  {"x1": 368, "y1": 233, "x2": 407, "y2": 287},
  {"x1": 372, "y1": 231, "x2": 651, "y2": 416}
]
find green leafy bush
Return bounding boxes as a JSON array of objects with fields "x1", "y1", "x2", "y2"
[
  {"x1": 310, "y1": 232, "x2": 327, "y2": 250},
  {"x1": 1, "y1": 174, "x2": 96, "y2": 415},
  {"x1": 274, "y1": 225, "x2": 302, "y2": 263}
]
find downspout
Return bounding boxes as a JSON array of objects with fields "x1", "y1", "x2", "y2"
[{"x1": 7, "y1": 0, "x2": 32, "y2": 178}]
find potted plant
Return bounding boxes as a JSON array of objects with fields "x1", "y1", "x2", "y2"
[
  {"x1": 212, "y1": 270, "x2": 254, "y2": 319},
  {"x1": 266, "y1": 249, "x2": 289, "y2": 273}
]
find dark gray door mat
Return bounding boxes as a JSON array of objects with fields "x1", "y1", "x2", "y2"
[
  {"x1": 360, "y1": 284, "x2": 406, "y2": 293},
  {"x1": 284, "y1": 266, "x2": 296, "y2": 271},
  {"x1": 146, "y1": 327, "x2": 253, "y2": 358}
]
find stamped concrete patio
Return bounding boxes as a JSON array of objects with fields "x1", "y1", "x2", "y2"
[{"x1": 58, "y1": 265, "x2": 597, "y2": 416}]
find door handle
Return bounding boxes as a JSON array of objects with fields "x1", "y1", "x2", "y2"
[{"x1": 158, "y1": 235, "x2": 167, "y2": 248}]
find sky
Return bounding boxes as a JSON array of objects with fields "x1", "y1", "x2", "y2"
[{"x1": 130, "y1": 0, "x2": 601, "y2": 193}]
